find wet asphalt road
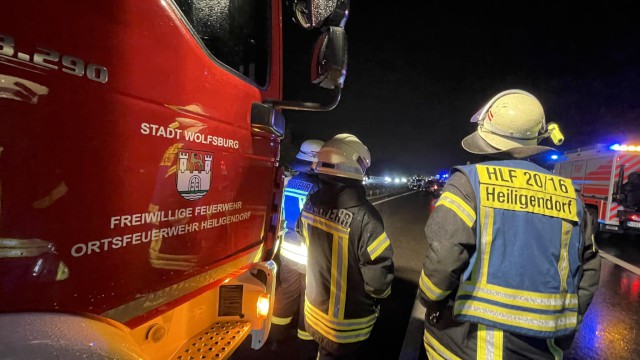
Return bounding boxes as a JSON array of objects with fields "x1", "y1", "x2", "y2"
[{"x1": 234, "y1": 191, "x2": 640, "y2": 360}]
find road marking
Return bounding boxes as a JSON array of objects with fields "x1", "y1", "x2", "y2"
[
  {"x1": 372, "y1": 190, "x2": 418, "y2": 205},
  {"x1": 399, "y1": 291, "x2": 426, "y2": 360},
  {"x1": 599, "y1": 251, "x2": 640, "y2": 276}
]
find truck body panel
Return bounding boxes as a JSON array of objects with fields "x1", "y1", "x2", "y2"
[{"x1": 0, "y1": 0, "x2": 305, "y2": 357}]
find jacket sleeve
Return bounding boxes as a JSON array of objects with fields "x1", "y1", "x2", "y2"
[
  {"x1": 295, "y1": 198, "x2": 309, "y2": 245},
  {"x1": 419, "y1": 171, "x2": 476, "y2": 306},
  {"x1": 577, "y1": 206, "x2": 601, "y2": 320},
  {"x1": 359, "y1": 208, "x2": 394, "y2": 299}
]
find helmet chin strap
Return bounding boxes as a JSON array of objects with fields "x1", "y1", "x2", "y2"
[{"x1": 479, "y1": 124, "x2": 550, "y2": 142}]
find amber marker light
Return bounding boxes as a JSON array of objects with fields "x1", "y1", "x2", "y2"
[{"x1": 257, "y1": 294, "x2": 270, "y2": 318}]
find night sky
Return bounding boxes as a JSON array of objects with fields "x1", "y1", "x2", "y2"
[{"x1": 280, "y1": 2, "x2": 640, "y2": 177}]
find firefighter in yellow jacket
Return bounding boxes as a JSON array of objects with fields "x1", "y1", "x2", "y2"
[
  {"x1": 419, "y1": 90, "x2": 601, "y2": 359},
  {"x1": 297, "y1": 134, "x2": 394, "y2": 360}
]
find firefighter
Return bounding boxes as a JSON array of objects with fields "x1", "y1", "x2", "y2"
[
  {"x1": 296, "y1": 134, "x2": 394, "y2": 360},
  {"x1": 622, "y1": 172, "x2": 640, "y2": 211},
  {"x1": 271, "y1": 139, "x2": 324, "y2": 355},
  {"x1": 419, "y1": 90, "x2": 601, "y2": 359}
]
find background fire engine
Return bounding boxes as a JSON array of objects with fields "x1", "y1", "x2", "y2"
[{"x1": 554, "y1": 143, "x2": 640, "y2": 236}]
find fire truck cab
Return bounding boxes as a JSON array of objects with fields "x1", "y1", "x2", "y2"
[
  {"x1": 553, "y1": 143, "x2": 640, "y2": 236},
  {"x1": 0, "y1": 0, "x2": 349, "y2": 359}
]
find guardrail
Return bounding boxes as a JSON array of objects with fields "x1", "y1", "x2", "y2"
[{"x1": 365, "y1": 183, "x2": 410, "y2": 199}]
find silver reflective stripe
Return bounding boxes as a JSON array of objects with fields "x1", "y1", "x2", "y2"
[
  {"x1": 419, "y1": 270, "x2": 451, "y2": 301},
  {"x1": 333, "y1": 236, "x2": 347, "y2": 318},
  {"x1": 437, "y1": 192, "x2": 476, "y2": 227},
  {"x1": 455, "y1": 301, "x2": 577, "y2": 332},
  {"x1": 477, "y1": 325, "x2": 503, "y2": 360},
  {"x1": 478, "y1": 207, "x2": 492, "y2": 282},
  {"x1": 558, "y1": 221, "x2": 572, "y2": 293},
  {"x1": 485, "y1": 327, "x2": 495, "y2": 359},
  {"x1": 458, "y1": 283, "x2": 578, "y2": 310},
  {"x1": 367, "y1": 233, "x2": 390, "y2": 260}
]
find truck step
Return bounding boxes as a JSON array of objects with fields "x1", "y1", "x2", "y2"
[{"x1": 172, "y1": 320, "x2": 251, "y2": 360}]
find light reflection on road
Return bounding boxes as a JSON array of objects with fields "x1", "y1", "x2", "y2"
[{"x1": 566, "y1": 259, "x2": 640, "y2": 360}]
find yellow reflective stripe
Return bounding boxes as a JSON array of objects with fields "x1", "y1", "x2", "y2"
[
  {"x1": 271, "y1": 315, "x2": 293, "y2": 325},
  {"x1": 419, "y1": 270, "x2": 451, "y2": 301},
  {"x1": 370, "y1": 239, "x2": 390, "y2": 260},
  {"x1": 304, "y1": 298, "x2": 377, "y2": 329},
  {"x1": 547, "y1": 339, "x2": 564, "y2": 360},
  {"x1": 455, "y1": 300, "x2": 578, "y2": 332},
  {"x1": 373, "y1": 285, "x2": 391, "y2": 299},
  {"x1": 424, "y1": 342, "x2": 446, "y2": 360},
  {"x1": 477, "y1": 324, "x2": 487, "y2": 359},
  {"x1": 494, "y1": 327, "x2": 504, "y2": 360},
  {"x1": 559, "y1": 221, "x2": 572, "y2": 293},
  {"x1": 423, "y1": 330, "x2": 462, "y2": 360},
  {"x1": 305, "y1": 310, "x2": 372, "y2": 344},
  {"x1": 458, "y1": 282, "x2": 579, "y2": 311},
  {"x1": 367, "y1": 233, "x2": 391, "y2": 260},
  {"x1": 437, "y1": 192, "x2": 476, "y2": 227},
  {"x1": 301, "y1": 212, "x2": 350, "y2": 236},
  {"x1": 297, "y1": 329, "x2": 314, "y2": 340},
  {"x1": 477, "y1": 324, "x2": 503, "y2": 360},
  {"x1": 479, "y1": 207, "x2": 494, "y2": 283}
]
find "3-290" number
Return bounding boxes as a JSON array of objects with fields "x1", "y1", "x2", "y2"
[{"x1": 1, "y1": 34, "x2": 108, "y2": 84}]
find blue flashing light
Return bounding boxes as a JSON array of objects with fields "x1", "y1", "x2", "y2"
[
  {"x1": 610, "y1": 144, "x2": 621, "y2": 151},
  {"x1": 550, "y1": 154, "x2": 559, "y2": 160}
]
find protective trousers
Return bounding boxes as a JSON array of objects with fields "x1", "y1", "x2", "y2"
[
  {"x1": 423, "y1": 310, "x2": 570, "y2": 360},
  {"x1": 271, "y1": 259, "x2": 313, "y2": 342}
]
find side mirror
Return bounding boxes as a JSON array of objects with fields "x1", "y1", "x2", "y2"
[
  {"x1": 311, "y1": 26, "x2": 347, "y2": 90},
  {"x1": 270, "y1": 26, "x2": 347, "y2": 112},
  {"x1": 292, "y1": 0, "x2": 349, "y2": 29}
]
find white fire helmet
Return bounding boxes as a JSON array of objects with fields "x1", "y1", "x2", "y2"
[
  {"x1": 461, "y1": 89, "x2": 560, "y2": 158},
  {"x1": 296, "y1": 139, "x2": 325, "y2": 161},
  {"x1": 314, "y1": 134, "x2": 371, "y2": 180}
]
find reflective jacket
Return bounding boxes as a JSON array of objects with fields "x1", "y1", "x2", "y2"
[
  {"x1": 454, "y1": 160, "x2": 582, "y2": 337},
  {"x1": 419, "y1": 160, "x2": 600, "y2": 359},
  {"x1": 280, "y1": 172, "x2": 319, "y2": 265},
  {"x1": 297, "y1": 179, "x2": 394, "y2": 352}
]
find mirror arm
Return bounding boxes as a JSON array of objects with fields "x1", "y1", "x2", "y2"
[{"x1": 267, "y1": 88, "x2": 341, "y2": 112}]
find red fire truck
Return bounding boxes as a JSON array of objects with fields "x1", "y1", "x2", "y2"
[
  {"x1": 0, "y1": 0, "x2": 348, "y2": 358},
  {"x1": 553, "y1": 143, "x2": 640, "y2": 236}
]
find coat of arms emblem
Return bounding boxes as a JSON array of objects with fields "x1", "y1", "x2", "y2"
[{"x1": 176, "y1": 150, "x2": 213, "y2": 200}]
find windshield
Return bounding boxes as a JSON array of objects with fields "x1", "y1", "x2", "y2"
[{"x1": 174, "y1": 0, "x2": 271, "y2": 87}]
